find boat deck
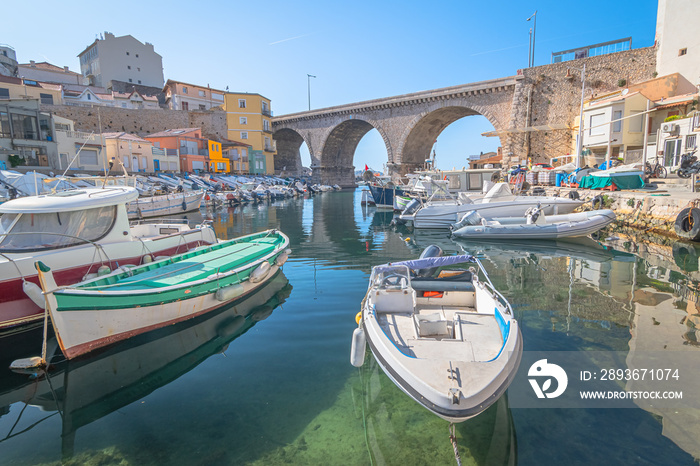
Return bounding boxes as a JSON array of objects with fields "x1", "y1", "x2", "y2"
[{"x1": 377, "y1": 308, "x2": 504, "y2": 362}]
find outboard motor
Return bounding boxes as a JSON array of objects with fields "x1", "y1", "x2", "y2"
[
  {"x1": 450, "y1": 210, "x2": 481, "y2": 232},
  {"x1": 415, "y1": 245, "x2": 443, "y2": 277},
  {"x1": 402, "y1": 199, "x2": 422, "y2": 216}
]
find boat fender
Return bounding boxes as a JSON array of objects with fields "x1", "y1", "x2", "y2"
[
  {"x1": 674, "y1": 207, "x2": 700, "y2": 241},
  {"x1": 23, "y1": 281, "x2": 45, "y2": 309},
  {"x1": 181, "y1": 199, "x2": 187, "y2": 211},
  {"x1": 568, "y1": 190, "x2": 580, "y2": 200},
  {"x1": 275, "y1": 253, "x2": 289, "y2": 267},
  {"x1": 142, "y1": 254, "x2": 153, "y2": 264},
  {"x1": 350, "y1": 327, "x2": 366, "y2": 367},
  {"x1": 249, "y1": 261, "x2": 271, "y2": 283},
  {"x1": 591, "y1": 194, "x2": 604, "y2": 210},
  {"x1": 216, "y1": 283, "x2": 245, "y2": 302},
  {"x1": 97, "y1": 265, "x2": 111, "y2": 276},
  {"x1": 355, "y1": 311, "x2": 362, "y2": 325}
]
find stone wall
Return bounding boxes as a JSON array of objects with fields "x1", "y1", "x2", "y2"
[
  {"x1": 41, "y1": 104, "x2": 228, "y2": 140},
  {"x1": 506, "y1": 47, "x2": 658, "y2": 167}
]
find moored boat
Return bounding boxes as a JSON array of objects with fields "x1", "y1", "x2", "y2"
[
  {"x1": 450, "y1": 208, "x2": 616, "y2": 240},
  {"x1": 127, "y1": 189, "x2": 205, "y2": 219},
  {"x1": 351, "y1": 246, "x2": 522, "y2": 422},
  {"x1": 36, "y1": 229, "x2": 290, "y2": 359},
  {"x1": 0, "y1": 187, "x2": 218, "y2": 331}
]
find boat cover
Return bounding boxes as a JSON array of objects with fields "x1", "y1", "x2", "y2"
[{"x1": 386, "y1": 254, "x2": 476, "y2": 270}]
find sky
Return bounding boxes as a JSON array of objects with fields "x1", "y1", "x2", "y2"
[{"x1": 4, "y1": 0, "x2": 659, "y2": 172}]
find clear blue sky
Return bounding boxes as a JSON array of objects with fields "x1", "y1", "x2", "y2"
[{"x1": 5, "y1": 0, "x2": 658, "y2": 172}]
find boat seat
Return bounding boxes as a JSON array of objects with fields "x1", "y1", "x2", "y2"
[
  {"x1": 411, "y1": 274, "x2": 475, "y2": 293},
  {"x1": 414, "y1": 312, "x2": 452, "y2": 338}
]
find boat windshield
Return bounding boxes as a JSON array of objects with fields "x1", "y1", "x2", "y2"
[
  {"x1": 371, "y1": 265, "x2": 412, "y2": 291},
  {"x1": 0, "y1": 205, "x2": 117, "y2": 252}
]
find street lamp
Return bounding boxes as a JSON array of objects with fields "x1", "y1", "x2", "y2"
[
  {"x1": 527, "y1": 11, "x2": 537, "y2": 67},
  {"x1": 307, "y1": 74, "x2": 316, "y2": 111}
]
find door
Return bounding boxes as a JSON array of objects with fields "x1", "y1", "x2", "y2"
[
  {"x1": 154, "y1": 159, "x2": 160, "y2": 171},
  {"x1": 664, "y1": 139, "x2": 682, "y2": 167}
]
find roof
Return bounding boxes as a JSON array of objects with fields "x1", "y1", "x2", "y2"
[
  {"x1": 145, "y1": 128, "x2": 201, "y2": 138},
  {"x1": 103, "y1": 132, "x2": 151, "y2": 143},
  {"x1": 18, "y1": 62, "x2": 80, "y2": 76},
  {"x1": 654, "y1": 92, "x2": 699, "y2": 110},
  {"x1": 0, "y1": 187, "x2": 138, "y2": 214},
  {"x1": 220, "y1": 138, "x2": 252, "y2": 148},
  {"x1": 164, "y1": 79, "x2": 224, "y2": 94},
  {"x1": 587, "y1": 91, "x2": 641, "y2": 107}
]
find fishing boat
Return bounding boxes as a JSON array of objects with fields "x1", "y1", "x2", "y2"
[
  {"x1": 367, "y1": 176, "x2": 405, "y2": 209},
  {"x1": 0, "y1": 187, "x2": 218, "y2": 331},
  {"x1": 35, "y1": 229, "x2": 290, "y2": 359},
  {"x1": 450, "y1": 208, "x2": 616, "y2": 240},
  {"x1": 399, "y1": 182, "x2": 584, "y2": 229},
  {"x1": 350, "y1": 246, "x2": 522, "y2": 422}
]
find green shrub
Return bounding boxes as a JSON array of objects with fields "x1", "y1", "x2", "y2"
[
  {"x1": 664, "y1": 115, "x2": 681, "y2": 122},
  {"x1": 8, "y1": 154, "x2": 25, "y2": 167}
]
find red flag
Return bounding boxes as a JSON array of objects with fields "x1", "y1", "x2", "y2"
[{"x1": 365, "y1": 164, "x2": 369, "y2": 171}]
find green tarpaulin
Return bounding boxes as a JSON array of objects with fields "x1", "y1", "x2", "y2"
[{"x1": 578, "y1": 174, "x2": 644, "y2": 190}]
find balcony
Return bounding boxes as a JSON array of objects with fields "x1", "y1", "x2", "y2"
[
  {"x1": 63, "y1": 130, "x2": 100, "y2": 141},
  {"x1": 152, "y1": 147, "x2": 165, "y2": 156},
  {"x1": 263, "y1": 145, "x2": 276, "y2": 153},
  {"x1": 198, "y1": 149, "x2": 209, "y2": 157},
  {"x1": 262, "y1": 108, "x2": 272, "y2": 117}
]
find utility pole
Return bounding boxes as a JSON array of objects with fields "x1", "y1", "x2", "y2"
[{"x1": 307, "y1": 74, "x2": 316, "y2": 111}]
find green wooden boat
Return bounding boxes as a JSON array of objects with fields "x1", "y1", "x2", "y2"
[{"x1": 36, "y1": 229, "x2": 290, "y2": 359}]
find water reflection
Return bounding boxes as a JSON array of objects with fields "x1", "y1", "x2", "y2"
[{"x1": 0, "y1": 272, "x2": 291, "y2": 464}]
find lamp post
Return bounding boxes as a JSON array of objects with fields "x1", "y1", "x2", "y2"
[
  {"x1": 575, "y1": 64, "x2": 586, "y2": 169},
  {"x1": 527, "y1": 11, "x2": 537, "y2": 67},
  {"x1": 307, "y1": 74, "x2": 316, "y2": 111}
]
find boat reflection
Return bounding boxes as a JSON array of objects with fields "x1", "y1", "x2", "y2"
[
  {"x1": 355, "y1": 355, "x2": 516, "y2": 465},
  {"x1": 0, "y1": 271, "x2": 291, "y2": 461}
]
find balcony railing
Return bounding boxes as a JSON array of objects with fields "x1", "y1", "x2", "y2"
[
  {"x1": 152, "y1": 147, "x2": 165, "y2": 155},
  {"x1": 262, "y1": 108, "x2": 272, "y2": 117},
  {"x1": 263, "y1": 145, "x2": 275, "y2": 153},
  {"x1": 165, "y1": 148, "x2": 178, "y2": 156},
  {"x1": 198, "y1": 149, "x2": 209, "y2": 156},
  {"x1": 62, "y1": 130, "x2": 99, "y2": 141}
]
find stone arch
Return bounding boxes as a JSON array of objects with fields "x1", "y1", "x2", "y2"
[
  {"x1": 273, "y1": 127, "x2": 313, "y2": 175},
  {"x1": 320, "y1": 116, "x2": 392, "y2": 169},
  {"x1": 397, "y1": 103, "x2": 504, "y2": 170}
]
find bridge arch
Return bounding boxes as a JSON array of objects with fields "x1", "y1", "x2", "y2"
[
  {"x1": 321, "y1": 116, "x2": 392, "y2": 170},
  {"x1": 273, "y1": 127, "x2": 313, "y2": 175}
]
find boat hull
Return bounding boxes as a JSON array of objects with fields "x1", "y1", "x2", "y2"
[
  {"x1": 402, "y1": 198, "x2": 584, "y2": 229},
  {"x1": 451, "y1": 209, "x2": 616, "y2": 240},
  {"x1": 368, "y1": 185, "x2": 404, "y2": 209},
  {"x1": 127, "y1": 191, "x2": 205, "y2": 219}
]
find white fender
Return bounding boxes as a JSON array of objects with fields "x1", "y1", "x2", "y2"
[
  {"x1": 350, "y1": 327, "x2": 366, "y2": 367},
  {"x1": 216, "y1": 283, "x2": 245, "y2": 302},
  {"x1": 275, "y1": 253, "x2": 288, "y2": 267},
  {"x1": 249, "y1": 262, "x2": 271, "y2": 283},
  {"x1": 23, "y1": 281, "x2": 45, "y2": 309},
  {"x1": 97, "y1": 265, "x2": 111, "y2": 276}
]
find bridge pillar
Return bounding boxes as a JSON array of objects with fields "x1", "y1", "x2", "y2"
[{"x1": 311, "y1": 165, "x2": 357, "y2": 188}]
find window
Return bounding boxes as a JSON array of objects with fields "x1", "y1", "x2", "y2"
[
  {"x1": 137, "y1": 67, "x2": 140, "y2": 72},
  {"x1": 39, "y1": 93, "x2": 54, "y2": 105},
  {"x1": 126, "y1": 52, "x2": 129, "y2": 56},
  {"x1": 199, "y1": 104, "x2": 206, "y2": 110},
  {"x1": 629, "y1": 111, "x2": 644, "y2": 132},
  {"x1": 263, "y1": 120, "x2": 270, "y2": 131},
  {"x1": 240, "y1": 117, "x2": 247, "y2": 125},
  {"x1": 589, "y1": 113, "x2": 605, "y2": 136},
  {"x1": 612, "y1": 110, "x2": 622, "y2": 132},
  {"x1": 0, "y1": 88, "x2": 9, "y2": 99},
  {"x1": 687, "y1": 135, "x2": 697, "y2": 150},
  {"x1": 0, "y1": 206, "x2": 116, "y2": 252},
  {"x1": 136, "y1": 54, "x2": 139, "y2": 58},
  {"x1": 87, "y1": 94, "x2": 91, "y2": 100},
  {"x1": 182, "y1": 101, "x2": 189, "y2": 110},
  {"x1": 80, "y1": 149, "x2": 98, "y2": 166},
  {"x1": 11, "y1": 113, "x2": 38, "y2": 139},
  {"x1": 0, "y1": 111, "x2": 10, "y2": 137},
  {"x1": 241, "y1": 131, "x2": 248, "y2": 139},
  {"x1": 182, "y1": 87, "x2": 188, "y2": 94},
  {"x1": 199, "y1": 90, "x2": 205, "y2": 97},
  {"x1": 128, "y1": 79, "x2": 133, "y2": 83},
  {"x1": 138, "y1": 80, "x2": 141, "y2": 84},
  {"x1": 679, "y1": 48, "x2": 688, "y2": 56},
  {"x1": 238, "y1": 99, "x2": 246, "y2": 108},
  {"x1": 127, "y1": 65, "x2": 131, "y2": 70}
]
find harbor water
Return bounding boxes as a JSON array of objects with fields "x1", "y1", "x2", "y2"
[{"x1": 0, "y1": 189, "x2": 698, "y2": 465}]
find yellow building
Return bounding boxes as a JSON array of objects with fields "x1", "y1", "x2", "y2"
[
  {"x1": 207, "y1": 139, "x2": 229, "y2": 172},
  {"x1": 0, "y1": 75, "x2": 62, "y2": 105},
  {"x1": 222, "y1": 93, "x2": 276, "y2": 175}
]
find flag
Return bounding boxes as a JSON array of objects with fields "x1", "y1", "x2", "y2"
[{"x1": 365, "y1": 164, "x2": 369, "y2": 171}]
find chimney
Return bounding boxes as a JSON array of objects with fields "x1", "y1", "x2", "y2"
[
  {"x1": 64, "y1": 66, "x2": 69, "y2": 72},
  {"x1": 30, "y1": 60, "x2": 36, "y2": 67}
]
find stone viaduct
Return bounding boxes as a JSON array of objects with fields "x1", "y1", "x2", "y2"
[{"x1": 272, "y1": 47, "x2": 657, "y2": 187}]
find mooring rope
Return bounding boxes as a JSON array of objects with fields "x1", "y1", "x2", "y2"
[{"x1": 449, "y1": 423, "x2": 462, "y2": 466}]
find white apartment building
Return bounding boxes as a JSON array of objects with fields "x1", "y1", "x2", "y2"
[
  {"x1": 656, "y1": 0, "x2": 700, "y2": 86},
  {"x1": 78, "y1": 32, "x2": 164, "y2": 89}
]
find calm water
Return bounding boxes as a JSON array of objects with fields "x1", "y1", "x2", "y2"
[{"x1": 1, "y1": 189, "x2": 699, "y2": 465}]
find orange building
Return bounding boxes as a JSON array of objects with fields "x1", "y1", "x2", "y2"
[{"x1": 144, "y1": 128, "x2": 208, "y2": 173}]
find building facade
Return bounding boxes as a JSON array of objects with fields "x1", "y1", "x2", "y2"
[
  {"x1": 223, "y1": 93, "x2": 276, "y2": 174},
  {"x1": 0, "y1": 75, "x2": 62, "y2": 105},
  {"x1": 104, "y1": 132, "x2": 157, "y2": 173},
  {"x1": 656, "y1": 0, "x2": 700, "y2": 86},
  {"x1": 78, "y1": 32, "x2": 165, "y2": 90},
  {"x1": 0, "y1": 44, "x2": 18, "y2": 77},
  {"x1": 54, "y1": 115, "x2": 105, "y2": 172},
  {"x1": 0, "y1": 99, "x2": 58, "y2": 169},
  {"x1": 163, "y1": 80, "x2": 225, "y2": 111},
  {"x1": 145, "y1": 128, "x2": 207, "y2": 173}
]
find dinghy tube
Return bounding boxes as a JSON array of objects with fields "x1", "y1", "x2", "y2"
[{"x1": 350, "y1": 327, "x2": 366, "y2": 367}]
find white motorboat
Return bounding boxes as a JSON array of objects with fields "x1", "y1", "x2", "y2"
[
  {"x1": 351, "y1": 246, "x2": 522, "y2": 422},
  {"x1": 399, "y1": 182, "x2": 583, "y2": 229},
  {"x1": 0, "y1": 187, "x2": 218, "y2": 330},
  {"x1": 127, "y1": 189, "x2": 205, "y2": 219},
  {"x1": 450, "y1": 208, "x2": 616, "y2": 240}
]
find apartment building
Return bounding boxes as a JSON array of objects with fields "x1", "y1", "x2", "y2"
[
  {"x1": 223, "y1": 93, "x2": 275, "y2": 174},
  {"x1": 78, "y1": 32, "x2": 164, "y2": 89},
  {"x1": 104, "y1": 132, "x2": 159, "y2": 173},
  {"x1": 17, "y1": 61, "x2": 84, "y2": 86},
  {"x1": 145, "y1": 128, "x2": 207, "y2": 173},
  {"x1": 54, "y1": 115, "x2": 105, "y2": 172},
  {"x1": 0, "y1": 98, "x2": 58, "y2": 169},
  {"x1": 163, "y1": 80, "x2": 225, "y2": 111},
  {"x1": 0, "y1": 75, "x2": 62, "y2": 105}
]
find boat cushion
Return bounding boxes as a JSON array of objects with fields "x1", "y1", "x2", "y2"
[{"x1": 411, "y1": 273, "x2": 474, "y2": 292}]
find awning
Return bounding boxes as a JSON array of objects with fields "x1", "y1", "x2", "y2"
[
  {"x1": 654, "y1": 99, "x2": 696, "y2": 110},
  {"x1": 482, "y1": 124, "x2": 571, "y2": 137}
]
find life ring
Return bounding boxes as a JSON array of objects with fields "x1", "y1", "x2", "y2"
[
  {"x1": 674, "y1": 207, "x2": 700, "y2": 241},
  {"x1": 568, "y1": 190, "x2": 580, "y2": 200},
  {"x1": 591, "y1": 194, "x2": 604, "y2": 210}
]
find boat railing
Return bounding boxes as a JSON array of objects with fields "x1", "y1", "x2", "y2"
[{"x1": 474, "y1": 257, "x2": 514, "y2": 316}]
